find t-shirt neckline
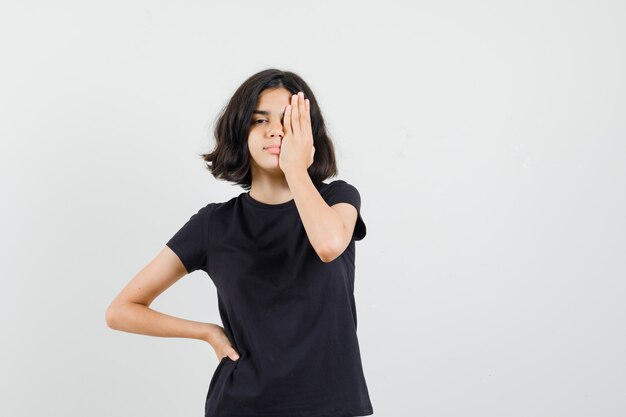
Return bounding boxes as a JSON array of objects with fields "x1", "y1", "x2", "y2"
[{"x1": 243, "y1": 191, "x2": 296, "y2": 210}]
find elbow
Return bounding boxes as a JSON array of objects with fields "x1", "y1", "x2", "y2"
[
  {"x1": 318, "y1": 252, "x2": 334, "y2": 264},
  {"x1": 317, "y1": 241, "x2": 342, "y2": 264},
  {"x1": 105, "y1": 303, "x2": 120, "y2": 329}
]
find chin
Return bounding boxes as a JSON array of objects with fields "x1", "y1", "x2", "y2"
[
  {"x1": 263, "y1": 164, "x2": 283, "y2": 173},
  {"x1": 251, "y1": 158, "x2": 282, "y2": 174}
]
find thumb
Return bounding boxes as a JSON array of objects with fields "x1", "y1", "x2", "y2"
[{"x1": 229, "y1": 349, "x2": 240, "y2": 361}]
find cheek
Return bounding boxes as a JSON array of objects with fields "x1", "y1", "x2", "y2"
[{"x1": 247, "y1": 135, "x2": 264, "y2": 154}]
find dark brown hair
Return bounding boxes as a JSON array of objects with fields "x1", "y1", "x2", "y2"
[{"x1": 200, "y1": 68, "x2": 338, "y2": 190}]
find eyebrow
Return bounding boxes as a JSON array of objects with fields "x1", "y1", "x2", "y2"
[{"x1": 252, "y1": 110, "x2": 285, "y2": 117}]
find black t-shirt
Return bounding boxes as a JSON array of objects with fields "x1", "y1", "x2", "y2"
[{"x1": 166, "y1": 179, "x2": 373, "y2": 417}]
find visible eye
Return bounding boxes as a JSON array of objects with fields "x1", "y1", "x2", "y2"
[{"x1": 253, "y1": 119, "x2": 268, "y2": 124}]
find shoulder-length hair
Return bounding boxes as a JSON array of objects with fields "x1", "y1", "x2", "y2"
[{"x1": 200, "y1": 68, "x2": 338, "y2": 190}]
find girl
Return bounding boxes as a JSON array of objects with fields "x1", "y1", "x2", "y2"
[{"x1": 106, "y1": 68, "x2": 373, "y2": 417}]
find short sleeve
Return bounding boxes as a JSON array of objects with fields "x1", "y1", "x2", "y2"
[
  {"x1": 324, "y1": 180, "x2": 367, "y2": 241},
  {"x1": 165, "y1": 204, "x2": 212, "y2": 274}
]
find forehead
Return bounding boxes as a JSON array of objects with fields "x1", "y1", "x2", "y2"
[{"x1": 256, "y1": 87, "x2": 292, "y2": 108}]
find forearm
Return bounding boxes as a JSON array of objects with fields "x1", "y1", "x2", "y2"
[
  {"x1": 107, "y1": 302, "x2": 218, "y2": 342},
  {"x1": 285, "y1": 168, "x2": 344, "y2": 257}
]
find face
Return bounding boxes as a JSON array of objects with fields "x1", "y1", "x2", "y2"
[{"x1": 247, "y1": 87, "x2": 292, "y2": 175}]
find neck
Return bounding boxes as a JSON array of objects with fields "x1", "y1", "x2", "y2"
[{"x1": 249, "y1": 166, "x2": 293, "y2": 204}]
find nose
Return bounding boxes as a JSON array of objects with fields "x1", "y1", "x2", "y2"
[{"x1": 267, "y1": 121, "x2": 284, "y2": 138}]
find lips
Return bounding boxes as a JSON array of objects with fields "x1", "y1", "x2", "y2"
[{"x1": 264, "y1": 146, "x2": 281, "y2": 154}]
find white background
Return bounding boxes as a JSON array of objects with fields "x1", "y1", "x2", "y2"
[{"x1": 1, "y1": 1, "x2": 624, "y2": 416}]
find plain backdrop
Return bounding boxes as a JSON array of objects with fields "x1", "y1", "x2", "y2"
[{"x1": 1, "y1": 1, "x2": 624, "y2": 416}]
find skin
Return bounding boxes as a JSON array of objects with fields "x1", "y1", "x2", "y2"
[
  {"x1": 247, "y1": 87, "x2": 315, "y2": 203},
  {"x1": 105, "y1": 88, "x2": 360, "y2": 365}
]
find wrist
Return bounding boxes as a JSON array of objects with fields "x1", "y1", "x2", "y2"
[{"x1": 284, "y1": 166, "x2": 309, "y2": 180}]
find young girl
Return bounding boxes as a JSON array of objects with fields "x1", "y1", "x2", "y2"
[{"x1": 106, "y1": 68, "x2": 373, "y2": 417}]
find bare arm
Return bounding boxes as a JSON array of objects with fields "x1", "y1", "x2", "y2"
[
  {"x1": 285, "y1": 168, "x2": 359, "y2": 263},
  {"x1": 105, "y1": 245, "x2": 240, "y2": 361},
  {"x1": 280, "y1": 93, "x2": 359, "y2": 263}
]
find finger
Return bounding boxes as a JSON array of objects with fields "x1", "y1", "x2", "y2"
[
  {"x1": 283, "y1": 104, "x2": 292, "y2": 136},
  {"x1": 230, "y1": 349, "x2": 240, "y2": 360},
  {"x1": 303, "y1": 98, "x2": 311, "y2": 128},
  {"x1": 298, "y1": 91, "x2": 306, "y2": 123},
  {"x1": 291, "y1": 94, "x2": 300, "y2": 134}
]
